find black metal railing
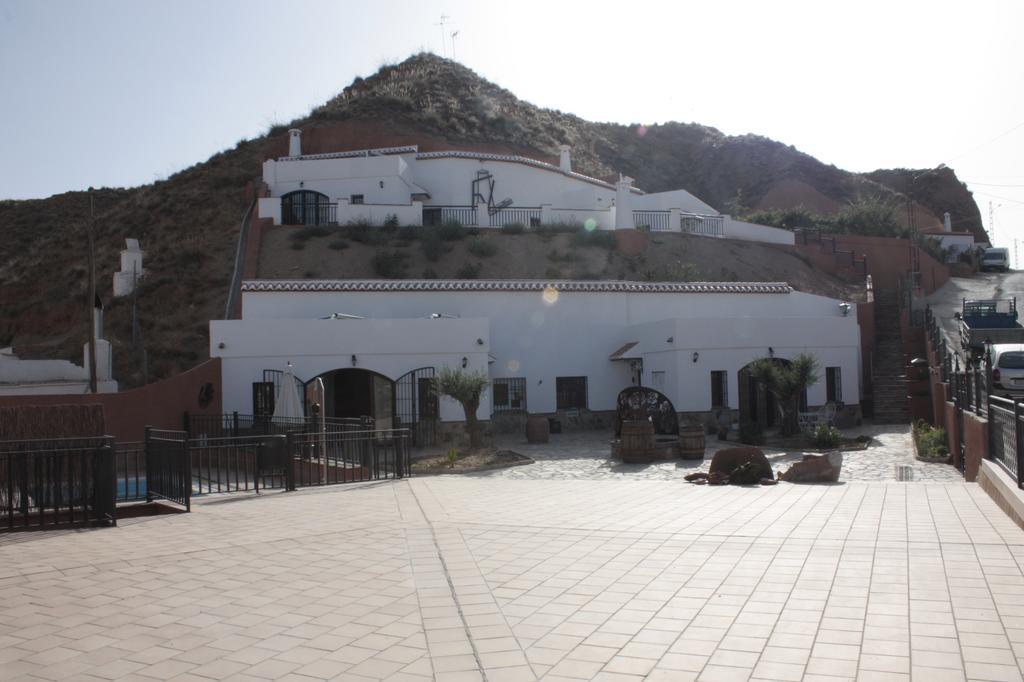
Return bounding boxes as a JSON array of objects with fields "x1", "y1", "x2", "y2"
[
  {"x1": 489, "y1": 207, "x2": 541, "y2": 228},
  {"x1": 423, "y1": 206, "x2": 475, "y2": 226},
  {"x1": 144, "y1": 428, "x2": 191, "y2": 511},
  {"x1": 288, "y1": 429, "x2": 410, "y2": 487},
  {"x1": 0, "y1": 436, "x2": 116, "y2": 530},
  {"x1": 680, "y1": 213, "x2": 724, "y2": 236},
  {"x1": 115, "y1": 441, "x2": 146, "y2": 502},
  {"x1": 987, "y1": 396, "x2": 1021, "y2": 484},
  {"x1": 283, "y1": 202, "x2": 337, "y2": 226},
  {"x1": 184, "y1": 412, "x2": 371, "y2": 440}
]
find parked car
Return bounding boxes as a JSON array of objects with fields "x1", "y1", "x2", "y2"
[
  {"x1": 981, "y1": 247, "x2": 1010, "y2": 272},
  {"x1": 990, "y1": 344, "x2": 1024, "y2": 396}
]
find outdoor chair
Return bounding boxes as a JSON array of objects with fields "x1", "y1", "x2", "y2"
[{"x1": 798, "y1": 402, "x2": 837, "y2": 433}]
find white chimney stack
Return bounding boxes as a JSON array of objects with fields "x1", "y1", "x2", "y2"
[
  {"x1": 288, "y1": 128, "x2": 302, "y2": 157},
  {"x1": 559, "y1": 144, "x2": 572, "y2": 173},
  {"x1": 615, "y1": 175, "x2": 634, "y2": 230},
  {"x1": 943, "y1": 211, "x2": 952, "y2": 232}
]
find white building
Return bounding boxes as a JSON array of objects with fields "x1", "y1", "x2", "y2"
[
  {"x1": 210, "y1": 279, "x2": 861, "y2": 442},
  {"x1": 256, "y1": 134, "x2": 794, "y2": 245}
]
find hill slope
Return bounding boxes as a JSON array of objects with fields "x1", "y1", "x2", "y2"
[{"x1": 0, "y1": 53, "x2": 983, "y2": 386}]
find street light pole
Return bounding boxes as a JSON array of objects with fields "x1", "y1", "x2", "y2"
[{"x1": 86, "y1": 190, "x2": 98, "y2": 394}]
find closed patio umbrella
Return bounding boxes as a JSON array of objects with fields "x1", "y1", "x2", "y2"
[{"x1": 273, "y1": 363, "x2": 304, "y2": 425}]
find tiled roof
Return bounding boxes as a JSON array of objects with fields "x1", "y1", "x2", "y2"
[{"x1": 240, "y1": 280, "x2": 792, "y2": 294}]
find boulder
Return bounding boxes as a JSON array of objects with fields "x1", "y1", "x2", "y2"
[
  {"x1": 708, "y1": 447, "x2": 773, "y2": 482},
  {"x1": 778, "y1": 451, "x2": 843, "y2": 483}
]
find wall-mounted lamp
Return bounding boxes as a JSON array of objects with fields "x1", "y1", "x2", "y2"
[
  {"x1": 379, "y1": 180, "x2": 384, "y2": 188},
  {"x1": 351, "y1": 354, "x2": 357, "y2": 367},
  {"x1": 692, "y1": 351, "x2": 699, "y2": 363},
  {"x1": 768, "y1": 347, "x2": 775, "y2": 358},
  {"x1": 218, "y1": 341, "x2": 226, "y2": 349},
  {"x1": 666, "y1": 336, "x2": 674, "y2": 343},
  {"x1": 838, "y1": 302, "x2": 852, "y2": 317},
  {"x1": 299, "y1": 180, "x2": 304, "y2": 188},
  {"x1": 476, "y1": 338, "x2": 484, "y2": 346},
  {"x1": 461, "y1": 357, "x2": 468, "y2": 368}
]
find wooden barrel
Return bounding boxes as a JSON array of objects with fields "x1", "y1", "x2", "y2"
[
  {"x1": 525, "y1": 415, "x2": 550, "y2": 444},
  {"x1": 679, "y1": 424, "x2": 706, "y2": 460},
  {"x1": 620, "y1": 420, "x2": 655, "y2": 463}
]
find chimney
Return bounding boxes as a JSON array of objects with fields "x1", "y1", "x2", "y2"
[
  {"x1": 288, "y1": 129, "x2": 302, "y2": 157},
  {"x1": 559, "y1": 144, "x2": 572, "y2": 173},
  {"x1": 615, "y1": 175, "x2": 634, "y2": 230},
  {"x1": 943, "y1": 211, "x2": 952, "y2": 232}
]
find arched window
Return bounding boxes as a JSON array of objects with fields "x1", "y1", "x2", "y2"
[{"x1": 281, "y1": 190, "x2": 332, "y2": 225}]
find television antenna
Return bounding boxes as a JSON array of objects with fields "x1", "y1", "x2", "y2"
[
  {"x1": 435, "y1": 14, "x2": 450, "y2": 57},
  {"x1": 451, "y1": 30, "x2": 459, "y2": 60}
]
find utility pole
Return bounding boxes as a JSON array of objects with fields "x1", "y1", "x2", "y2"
[
  {"x1": 435, "y1": 14, "x2": 450, "y2": 57},
  {"x1": 451, "y1": 30, "x2": 459, "y2": 60},
  {"x1": 86, "y1": 190, "x2": 98, "y2": 394}
]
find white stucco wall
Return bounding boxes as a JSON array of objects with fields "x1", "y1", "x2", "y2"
[
  {"x1": 336, "y1": 202, "x2": 423, "y2": 227},
  {"x1": 633, "y1": 189, "x2": 717, "y2": 215},
  {"x1": 226, "y1": 285, "x2": 861, "y2": 419},
  {"x1": 723, "y1": 217, "x2": 796, "y2": 245},
  {"x1": 211, "y1": 317, "x2": 490, "y2": 421},
  {"x1": 264, "y1": 155, "x2": 417, "y2": 206}
]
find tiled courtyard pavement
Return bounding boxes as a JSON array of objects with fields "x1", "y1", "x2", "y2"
[{"x1": 2, "y1": 434, "x2": 1024, "y2": 681}]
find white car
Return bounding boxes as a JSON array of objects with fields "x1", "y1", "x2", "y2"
[
  {"x1": 990, "y1": 344, "x2": 1024, "y2": 396},
  {"x1": 981, "y1": 247, "x2": 1010, "y2": 272}
]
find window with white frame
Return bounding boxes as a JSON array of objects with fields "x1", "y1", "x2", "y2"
[
  {"x1": 711, "y1": 370, "x2": 728, "y2": 408},
  {"x1": 492, "y1": 378, "x2": 526, "y2": 412}
]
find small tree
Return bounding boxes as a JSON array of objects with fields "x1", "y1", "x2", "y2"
[
  {"x1": 748, "y1": 353, "x2": 820, "y2": 436},
  {"x1": 432, "y1": 366, "x2": 489, "y2": 448}
]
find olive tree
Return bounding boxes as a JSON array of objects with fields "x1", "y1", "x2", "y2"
[
  {"x1": 748, "y1": 352, "x2": 820, "y2": 436},
  {"x1": 432, "y1": 366, "x2": 489, "y2": 448}
]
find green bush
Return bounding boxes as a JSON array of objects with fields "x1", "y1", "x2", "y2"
[
  {"x1": 439, "y1": 219, "x2": 466, "y2": 241},
  {"x1": 372, "y1": 250, "x2": 409, "y2": 278},
  {"x1": 328, "y1": 239, "x2": 349, "y2": 250},
  {"x1": 812, "y1": 425, "x2": 842, "y2": 449},
  {"x1": 457, "y1": 262, "x2": 482, "y2": 279},
  {"x1": 346, "y1": 219, "x2": 375, "y2": 244},
  {"x1": 383, "y1": 213, "x2": 400, "y2": 228},
  {"x1": 467, "y1": 239, "x2": 497, "y2": 258},
  {"x1": 739, "y1": 420, "x2": 765, "y2": 446},
  {"x1": 501, "y1": 223, "x2": 525, "y2": 235},
  {"x1": 421, "y1": 268, "x2": 438, "y2": 279},
  {"x1": 913, "y1": 419, "x2": 948, "y2": 457}
]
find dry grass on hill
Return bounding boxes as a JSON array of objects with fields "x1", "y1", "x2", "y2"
[{"x1": 258, "y1": 225, "x2": 862, "y2": 301}]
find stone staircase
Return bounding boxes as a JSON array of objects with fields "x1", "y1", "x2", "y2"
[{"x1": 872, "y1": 291, "x2": 911, "y2": 423}]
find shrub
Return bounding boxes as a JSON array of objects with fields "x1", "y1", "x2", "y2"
[
  {"x1": 457, "y1": 262, "x2": 482, "y2": 279},
  {"x1": 383, "y1": 213, "x2": 400, "y2": 228},
  {"x1": 739, "y1": 420, "x2": 765, "y2": 446},
  {"x1": 571, "y1": 230, "x2": 617, "y2": 250},
  {"x1": 467, "y1": 239, "x2": 497, "y2": 258},
  {"x1": 398, "y1": 225, "x2": 419, "y2": 241},
  {"x1": 289, "y1": 225, "x2": 331, "y2": 241},
  {"x1": 421, "y1": 229, "x2": 445, "y2": 261},
  {"x1": 372, "y1": 250, "x2": 409, "y2": 278},
  {"x1": 913, "y1": 419, "x2": 948, "y2": 457},
  {"x1": 501, "y1": 223, "x2": 525, "y2": 235},
  {"x1": 812, "y1": 425, "x2": 842, "y2": 449},
  {"x1": 439, "y1": 219, "x2": 466, "y2": 241},
  {"x1": 545, "y1": 267, "x2": 562, "y2": 278},
  {"x1": 422, "y1": 268, "x2": 438, "y2": 279},
  {"x1": 328, "y1": 239, "x2": 349, "y2": 250}
]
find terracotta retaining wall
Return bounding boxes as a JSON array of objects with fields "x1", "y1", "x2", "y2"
[{"x1": 0, "y1": 359, "x2": 222, "y2": 442}]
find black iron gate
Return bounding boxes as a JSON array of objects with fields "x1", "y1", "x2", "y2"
[
  {"x1": 144, "y1": 428, "x2": 191, "y2": 511},
  {"x1": 261, "y1": 369, "x2": 307, "y2": 415},
  {"x1": 395, "y1": 367, "x2": 438, "y2": 447}
]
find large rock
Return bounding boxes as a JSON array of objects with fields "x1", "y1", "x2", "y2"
[
  {"x1": 778, "y1": 451, "x2": 843, "y2": 483},
  {"x1": 709, "y1": 447, "x2": 773, "y2": 483}
]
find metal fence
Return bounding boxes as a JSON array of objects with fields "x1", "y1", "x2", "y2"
[
  {"x1": 488, "y1": 207, "x2": 541, "y2": 228},
  {"x1": 0, "y1": 436, "x2": 116, "y2": 530},
  {"x1": 680, "y1": 213, "x2": 724, "y2": 236},
  {"x1": 633, "y1": 210, "x2": 671, "y2": 231},
  {"x1": 144, "y1": 428, "x2": 191, "y2": 511},
  {"x1": 987, "y1": 396, "x2": 1021, "y2": 483},
  {"x1": 423, "y1": 206, "x2": 476, "y2": 226},
  {"x1": 289, "y1": 429, "x2": 410, "y2": 487},
  {"x1": 184, "y1": 412, "x2": 371, "y2": 440},
  {"x1": 115, "y1": 440, "x2": 146, "y2": 502}
]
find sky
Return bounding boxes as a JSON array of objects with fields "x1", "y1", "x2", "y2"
[{"x1": 2, "y1": 0, "x2": 1023, "y2": 254}]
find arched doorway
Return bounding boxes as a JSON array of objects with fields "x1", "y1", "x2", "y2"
[
  {"x1": 737, "y1": 358, "x2": 805, "y2": 429},
  {"x1": 281, "y1": 190, "x2": 332, "y2": 225},
  {"x1": 313, "y1": 368, "x2": 395, "y2": 429}
]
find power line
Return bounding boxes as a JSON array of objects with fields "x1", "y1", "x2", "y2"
[
  {"x1": 964, "y1": 180, "x2": 1024, "y2": 188},
  {"x1": 947, "y1": 119, "x2": 1024, "y2": 163}
]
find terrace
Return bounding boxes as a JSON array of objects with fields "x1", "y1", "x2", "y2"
[{"x1": 1, "y1": 423, "x2": 1023, "y2": 681}]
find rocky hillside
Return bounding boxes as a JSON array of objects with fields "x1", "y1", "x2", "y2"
[{"x1": 0, "y1": 52, "x2": 984, "y2": 386}]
